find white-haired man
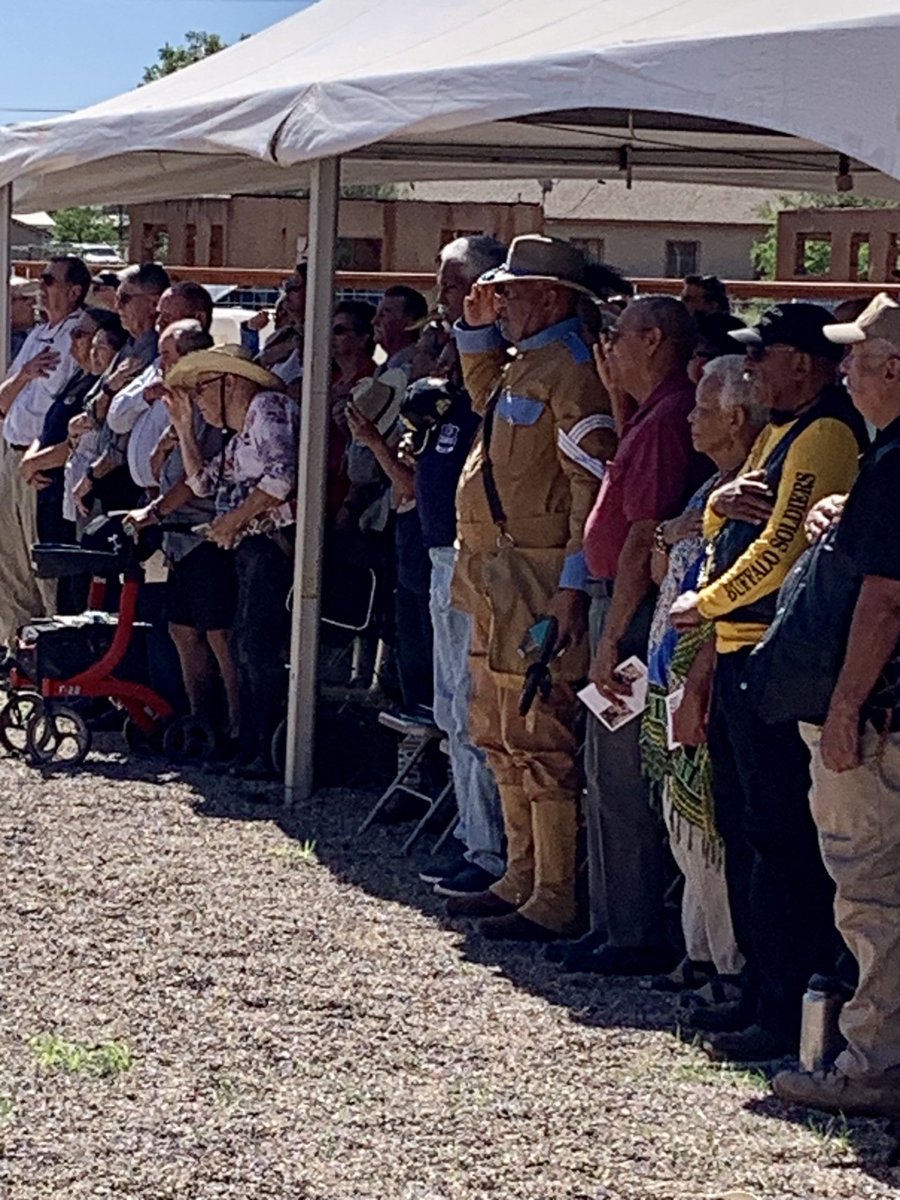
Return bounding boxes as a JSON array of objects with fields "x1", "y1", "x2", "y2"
[
  {"x1": 771, "y1": 295, "x2": 900, "y2": 1117},
  {"x1": 419, "y1": 235, "x2": 509, "y2": 899}
]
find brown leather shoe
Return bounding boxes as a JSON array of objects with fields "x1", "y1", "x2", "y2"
[
  {"x1": 478, "y1": 912, "x2": 562, "y2": 942},
  {"x1": 444, "y1": 890, "x2": 516, "y2": 918}
]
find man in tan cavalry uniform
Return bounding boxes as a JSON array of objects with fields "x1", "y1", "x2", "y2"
[{"x1": 447, "y1": 235, "x2": 616, "y2": 940}]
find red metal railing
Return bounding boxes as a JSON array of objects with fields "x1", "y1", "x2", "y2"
[{"x1": 13, "y1": 261, "x2": 896, "y2": 301}]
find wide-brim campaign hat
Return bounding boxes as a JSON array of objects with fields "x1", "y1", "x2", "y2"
[
  {"x1": 350, "y1": 368, "x2": 408, "y2": 434},
  {"x1": 477, "y1": 235, "x2": 596, "y2": 297},
  {"x1": 166, "y1": 343, "x2": 284, "y2": 391}
]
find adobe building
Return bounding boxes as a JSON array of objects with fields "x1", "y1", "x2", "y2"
[
  {"x1": 127, "y1": 179, "x2": 778, "y2": 278},
  {"x1": 127, "y1": 194, "x2": 543, "y2": 272}
]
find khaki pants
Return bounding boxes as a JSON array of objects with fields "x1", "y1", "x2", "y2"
[
  {"x1": 0, "y1": 441, "x2": 56, "y2": 644},
  {"x1": 801, "y1": 722, "x2": 900, "y2": 1078},
  {"x1": 466, "y1": 589, "x2": 579, "y2": 932}
]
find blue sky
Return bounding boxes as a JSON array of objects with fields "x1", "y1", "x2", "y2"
[{"x1": 1, "y1": 0, "x2": 315, "y2": 125}]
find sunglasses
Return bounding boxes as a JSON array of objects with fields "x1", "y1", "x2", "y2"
[
  {"x1": 117, "y1": 291, "x2": 151, "y2": 307},
  {"x1": 332, "y1": 324, "x2": 355, "y2": 335},
  {"x1": 40, "y1": 271, "x2": 62, "y2": 286}
]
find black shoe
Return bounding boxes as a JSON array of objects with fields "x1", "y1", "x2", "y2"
[
  {"x1": 702, "y1": 1023, "x2": 796, "y2": 1064},
  {"x1": 445, "y1": 890, "x2": 517, "y2": 918},
  {"x1": 478, "y1": 912, "x2": 562, "y2": 942},
  {"x1": 682, "y1": 997, "x2": 752, "y2": 1033},
  {"x1": 419, "y1": 849, "x2": 468, "y2": 886},
  {"x1": 565, "y1": 944, "x2": 677, "y2": 977},
  {"x1": 231, "y1": 755, "x2": 278, "y2": 781},
  {"x1": 648, "y1": 956, "x2": 716, "y2": 993},
  {"x1": 545, "y1": 928, "x2": 606, "y2": 965},
  {"x1": 433, "y1": 864, "x2": 502, "y2": 898}
]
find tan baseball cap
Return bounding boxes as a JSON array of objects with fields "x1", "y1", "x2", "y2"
[{"x1": 824, "y1": 292, "x2": 900, "y2": 350}]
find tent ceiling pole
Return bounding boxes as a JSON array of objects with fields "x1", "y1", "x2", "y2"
[
  {"x1": 0, "y1": 183, "x2": 11, "y2": 373},
  {"x1": 284, "y1": 155, "x2": 340, "y2": 805}
]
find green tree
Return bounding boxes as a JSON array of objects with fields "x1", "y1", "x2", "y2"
[
  {"x1": 141, "y1": 31, "x2": 230, "y2": 83},
  {"x1": 51, "y1": 206, "x2": 118, "y2": 245}
]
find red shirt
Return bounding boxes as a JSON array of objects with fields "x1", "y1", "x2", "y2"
[{"x1": 584, "y1": 370, "x2": 709, "y2": 580}]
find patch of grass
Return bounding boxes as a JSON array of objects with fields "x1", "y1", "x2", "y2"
[
  {"x1": 274, "y1": 839, "x2": 318, "y2": 865},
  {"x1": 671, "y1": 1059, "x2": 769, "y2": 1089},
  {"x1": 29, "y1": 1033, "x2": 134, "y2": 1078},
  {"x1": 212, "y1": 1075, "x2": 240, "y2": 1108},
  {"x1": 806, "y1": 1111, "x2": 853, "y2": 1152}
]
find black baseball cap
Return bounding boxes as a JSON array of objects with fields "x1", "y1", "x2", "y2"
[
  {"x1": 730, "y1": 303, "x2": 843, "y2": 362},
  {"x1": 91, "y1": 271, "x2": 120, "y2": 288}
]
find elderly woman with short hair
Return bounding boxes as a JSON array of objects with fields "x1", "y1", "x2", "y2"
[{"x1": 640, "y1": 355, "x2": 768, "y2": 1001}]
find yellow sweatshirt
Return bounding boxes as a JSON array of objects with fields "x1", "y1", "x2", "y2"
[{"x1": 698, "y1": 415, "x2": 860, "y2": 652}]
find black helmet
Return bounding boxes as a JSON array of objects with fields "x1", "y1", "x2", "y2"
[{"x1": 400, "y1": 376, "x2": 459, "y2": 455}]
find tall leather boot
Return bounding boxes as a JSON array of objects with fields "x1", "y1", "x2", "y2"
[
  {"x1": 518, "y1": 797, "x2": 577, "y2": 933},
  {"x1": 488, "y1": 783, "x2": 534, "y2": 908}
]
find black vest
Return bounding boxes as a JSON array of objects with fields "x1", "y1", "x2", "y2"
[{"x1": 707, "y1": 386, "x2": 866, "y2": 628}]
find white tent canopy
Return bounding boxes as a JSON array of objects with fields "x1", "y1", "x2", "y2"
[{"x1": 3, "y1": 0, "x2": 900, "y2": 207}]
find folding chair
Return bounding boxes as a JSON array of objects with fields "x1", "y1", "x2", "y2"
[{"x1": 356, "y1": 711, "x2": 449, "y2": 837}]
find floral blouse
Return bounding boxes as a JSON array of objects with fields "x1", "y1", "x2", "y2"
[{"x1": 188, "y1": 390, "x2": 299, "y2": 535}]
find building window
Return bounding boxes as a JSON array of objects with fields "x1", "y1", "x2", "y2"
[
  {"x1": 335, "y1": 237, "x2": 383, "y2": 271},
  {"x1": 665, "y1": 240, "x2": 700, "y2": 277},
  {"x1": 570, "y1": 237, "x2": 606, "y2": 262},
  {"x1": 184, "y1": 223, "x2": 197, "y2": 267},
  {"x1": 209, "y1": 224, "x2": 224, "y2": 268},
  {"x1": 793, "y1": 233, "x2": 831, "y2": 277},
  {"x1": 141, "y1": 223, "x2": 168, "y2": 263}
]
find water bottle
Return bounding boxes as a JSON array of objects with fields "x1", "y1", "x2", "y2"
[{"x1": 799, "y1": 974, "x2": 846, "y2": 1072}]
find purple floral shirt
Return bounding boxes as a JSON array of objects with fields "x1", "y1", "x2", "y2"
[{"x1": 188, "y1": 390, "x2": 299, "y2": 534}]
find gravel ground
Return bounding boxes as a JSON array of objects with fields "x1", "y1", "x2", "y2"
[{"x1": 1, "y1": 742, "x2": 899, "y2": 1200}]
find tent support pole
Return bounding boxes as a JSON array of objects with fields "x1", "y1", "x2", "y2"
[
  {"x1": 0, "y1": 184, "x2": 12, "y2": 373},
  {"x1": 284, "y1": 156, "x2": 340, "y2": 805}
]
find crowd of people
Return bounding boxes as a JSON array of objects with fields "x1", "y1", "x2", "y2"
[{"x1": 4, "y1": 238, "x2": 899, "y2": 1121}]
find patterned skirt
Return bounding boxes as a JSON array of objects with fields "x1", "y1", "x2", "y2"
[{"x1": 639, "y1": 623, "x2": 723, "y2": 866}]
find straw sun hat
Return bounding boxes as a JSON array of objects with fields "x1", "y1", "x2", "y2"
[{"x1": 165, "y1": 343, "x2": 284, "y2": 391}]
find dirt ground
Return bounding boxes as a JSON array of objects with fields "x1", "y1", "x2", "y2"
[{"x1": 1, "y1": 742, "x2": 898, "y2": 1200}]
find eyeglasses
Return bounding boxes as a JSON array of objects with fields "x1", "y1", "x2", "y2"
[
  {"x1": 332, "y1": 324, "x2": 354, "y2": 335},
  {"x1": 186, "y1": 374, "x2": 227, "y2": 400},
  {"x1": 40, "y1": 271, "x2": 62, "y2": 286},
  {"x1": 117, "y1": 291, "x2": 149, "y2": 307}
]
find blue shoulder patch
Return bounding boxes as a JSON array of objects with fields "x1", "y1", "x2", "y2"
[{"x1": 559, "y1": 331, "x2": 592, "y2": 365}]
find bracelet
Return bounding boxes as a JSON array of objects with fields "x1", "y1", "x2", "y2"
[{"x1": 653, "y1": 522, "x2": 669, "y2": 553}]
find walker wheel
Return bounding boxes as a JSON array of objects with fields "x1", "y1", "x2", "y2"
[
  {"x1": 122, "y1": 716, "x2": 163, "y2": 756},
  {"x1": 26, "y1": 705, "x2": 92, "y2": 768},
  {"x1": 163, "y1": 716, "x2": 217, "y2": 764},
  {"x1": 0, "y1": 692, "x2": 44, "y2": 757}
]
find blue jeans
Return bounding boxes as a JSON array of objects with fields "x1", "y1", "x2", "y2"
[{"x1": 429, "y1": 547, "x2": 504, "y2": 877}]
